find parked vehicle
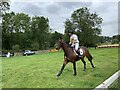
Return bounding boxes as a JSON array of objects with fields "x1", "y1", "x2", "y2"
[
  {"x1": 23, "y1": 50, "x2": 35, "y2": 56},
  {"x1": 0, "y1": 52, "x2": 14, "y2": 57}
]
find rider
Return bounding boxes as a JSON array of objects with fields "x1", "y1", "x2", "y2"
[{"x1": 68, "y1": 29, "x2": 82, "y2": 58}]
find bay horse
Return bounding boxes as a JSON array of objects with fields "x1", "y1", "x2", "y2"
[{"x1": 56, "y1": 37, "x2": 95, "y2": 78}]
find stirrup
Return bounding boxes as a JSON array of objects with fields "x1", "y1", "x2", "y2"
[
  {"x1": 77, "y1": 55, "x2": 82, "y2": 59},
  {"x1": 78, "y1": 55, "x2": 82, "y2": 58}
]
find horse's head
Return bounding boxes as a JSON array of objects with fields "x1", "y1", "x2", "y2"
[{"x1": 55, "y1": 37, "x2": 63, "y2": 50}]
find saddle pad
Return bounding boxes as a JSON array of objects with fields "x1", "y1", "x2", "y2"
[{"x1": 79, "y1": 48, "x2": 83, "y2": 55}]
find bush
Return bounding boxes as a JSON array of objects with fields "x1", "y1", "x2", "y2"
[
  {"x1": 12, "y1": 44, "x2": 20, "y2": 52},
  {"x1": 111, "y1": 39, "x2": 119, "y2": 44},
  {"x1": 31, "y1": 42, "x2": 39, "y2": 51}
]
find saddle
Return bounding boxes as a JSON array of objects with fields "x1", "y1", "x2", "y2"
[{"x1": 71, "y1": 46, "x2": 83, "y2": 58}]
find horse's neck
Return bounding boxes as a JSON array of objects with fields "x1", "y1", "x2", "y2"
[{"x1": 62, "y1": 42, "x2": 73, "y2": 55}]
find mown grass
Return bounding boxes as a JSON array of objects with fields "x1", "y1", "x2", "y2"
[{"x1": 2, "y1": 48, "x2": 119, "y2": 88}]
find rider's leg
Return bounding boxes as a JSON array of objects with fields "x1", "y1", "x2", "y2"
[
  {"x1": 71, "y1": 44, "x2": 78, "y2": 55},
  {"x1": 75, "y1": 43, "x2": 79, "y2": 51},
  {"x1": 75, "y1": 43, "x2": 82, "y2": 58}
]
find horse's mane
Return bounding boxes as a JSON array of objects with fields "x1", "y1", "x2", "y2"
[
  {"x1": 63, "y1": 41, "x2": 70, "y2": 47},
  {"x1": 62, "y1": 41, "x2": 74, "y2": 51},
  {"x1": 64, "y1": 42, "x2": 69, "y2": 46}
]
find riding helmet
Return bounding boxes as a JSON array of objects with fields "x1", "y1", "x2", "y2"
[{"x1": 68, "y1": 29, "x2": 73, "y2": 33}]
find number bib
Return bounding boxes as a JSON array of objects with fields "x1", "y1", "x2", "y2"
[{"x1": 80, "y1": 49, "x2": 83, "y2": 55}]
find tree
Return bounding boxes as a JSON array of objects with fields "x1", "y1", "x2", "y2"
[
  {"x1": 31, "y1": 42, "x2": 39, "y2": 50},
  {"x1": 97, "y1": 36, "x2": 112, "y2": 45},
  {"x1": 31, "y1": 16, "x2": 50, "y2": 49},
  {"x1": 2, "y1": 12, "x2": 52, "y2": 50},
  {"x1": 64, "y1": 7, "x2": 103, "y2": 47},
  {"x1": 12, "y1": 44, "x2": 20, "y2": 52},
  {"x1": 111, "y1": 39, "x2": 119, "y2": 44},
  {"x1": 0, "y1": 0, "x2": 10, "y2": 51},
  {"x1": 13, "y1": 13, "x2": 30, "y2": 33},
  {"x1": 112, "y1": 34, "x2": 120, "y2": 42},
  {"x1": 0, "y1": 0, "x2": 10, "y2": 15},
  {"x1": 112, "y1": 34, "x2": 120, "y2": 44},
  {"x1": 2, "y1": 12, "x2": 31, "y2": 50},
  {"x1": 13, "y1": 13, "x2": 31, "y2": 49},
  {"x1": 49, "y1": 31, "x2": 63, "y2": 47},
  {"x1": 2, "y1": 12, "x2": 15, "y2": 50}
]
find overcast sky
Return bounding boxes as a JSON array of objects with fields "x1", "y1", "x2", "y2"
[{"x1": 9, "y1": 0, "x2": 119, "y2": 37}]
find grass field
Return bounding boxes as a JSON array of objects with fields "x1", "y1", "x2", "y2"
[{"x1": 2, "y1": 48, "x2": 119, "y2": 88}]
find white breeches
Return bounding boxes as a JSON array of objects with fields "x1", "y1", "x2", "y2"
[
  {"x1": 75, "y1": 43, "x2": 79, "y2": 50},
  {"x1": 71, "y1": 43, "x2": 79, "y2": 50}
]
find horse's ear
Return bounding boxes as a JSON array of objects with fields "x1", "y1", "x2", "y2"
[
  {"x1": 58, "y1": 36, "x2": 63, "y2": 42},
  {"x1": 59, "y1": 36, "x2": 62, "y2": 40}
]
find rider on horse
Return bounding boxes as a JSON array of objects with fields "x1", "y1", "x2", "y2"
[{"x1": 68, "y1": 29, "x2": 82, "y2": 58}]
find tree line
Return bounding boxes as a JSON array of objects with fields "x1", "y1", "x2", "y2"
[
  {"x1": 2, "y1": 12, "x2": 63, "y2": 51},
  {"x1": 1, "y1": 2, "x2": 119, "y2": 52}
]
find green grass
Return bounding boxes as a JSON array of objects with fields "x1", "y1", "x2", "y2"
[{"x1": 2, "y1": 48, "x2": 119, "y2": 88}]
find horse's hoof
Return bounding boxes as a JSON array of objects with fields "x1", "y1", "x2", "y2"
[
  {"x1": 93, "y1": 66, "x2": 96, "y2": 68},
  {"x1": 83, "y1": 69, "x2": 86, "y2": 71},
  {"x1": 73, "y1": 74, "x2": 77, "y2": 76},
  {"x1": 56, "y1": 76, "x2": 59, "y2": 79}
]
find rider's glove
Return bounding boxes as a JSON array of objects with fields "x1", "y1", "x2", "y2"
[
  {"x1": 71, "y1": 44, "x2": 74, "y2": 48},
  {"x1": 69, "y1": 42, "x2": 72, "y2": 46}
]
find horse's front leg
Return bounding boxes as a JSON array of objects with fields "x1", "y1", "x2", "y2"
[
  {"x1": 73, "y1": 62, "x2": 77, "y2": 76},
  {"x1": 56, "y1": 59, "x2": 68, "y2": 78}
]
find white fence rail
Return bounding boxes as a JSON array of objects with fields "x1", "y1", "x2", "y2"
[{"x1": 94, "y1": 70, "x2": 120, "y2": 90}]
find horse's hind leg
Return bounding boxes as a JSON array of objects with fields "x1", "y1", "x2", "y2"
[
  {"x1": 87, "y1": 55, "x2": 95, "y2": 68},
  {"x1": 81, "y1": 58, "x2": 86, "y2": 71},
  {"x1": 89, "y1": 60, "x2": 95, "y2": 68},
  {"x1": 73, "y1": 62, "x2": 77, "y2": 76}
]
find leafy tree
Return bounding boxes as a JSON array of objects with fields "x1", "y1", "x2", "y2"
[
  {"x1": 2, "y1": 12, "x2": 52, "y2": 50},
  {"x1": 64, "y1": 7, "x2": 103, "y2": 47},
  {"x1": 2, "y1": 12, "x2": 31, "y2": 50},
  {"x1": 2, "y1": 12, "x2": 15, "y2": 50},
  {"x1": 112, "y1": 34, "x2": 120, "y2": 44},
  {"x1": 50, "y1": 31, "x2": 63, "y2": 47},
  {"x1": 31, "y1": 42, "x2": 39, "y2": 50},
  {"x1": 13, "y1": 13, "x2": 31, "y2": 49},
  {"x1": 12, "y1": 44, "x2": 20, "y2": 52},
  {"x1": 112, "y1": 34, "x2": 120, "y2": 42},
  {"x1": 31, "y1": 16, "x2": 50, "y2": 49},
  {"x1": 98, "y1": 36, "x2": 112, "y2": 44},
  {"x1": 13, "y1": 13, "x2": 30, "y2": 33},
  {"x1": 0, "y1": 0, "x2": 10, "y2": 51},
  {"x1": 111, "y1": 39, "x2": 119, "y2": 44},
  {"x1": 0, "y1": 1, "x2": 10, "y2": 15}
]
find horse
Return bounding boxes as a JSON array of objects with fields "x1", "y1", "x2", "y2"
[{"x1": 55, "y1": 37, "x2": 95, "y2": 78}]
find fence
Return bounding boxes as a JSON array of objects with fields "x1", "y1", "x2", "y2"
[
  {"x1": 97, "y1": 44, "x2": 120, "y2": 48},
  {"x1": 94, "y1": 70, "x2": 120, "y2": 90}
]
